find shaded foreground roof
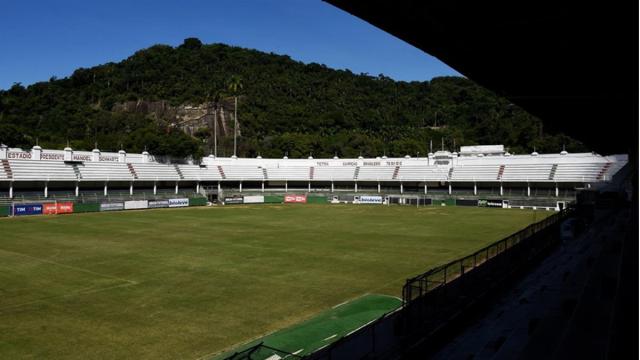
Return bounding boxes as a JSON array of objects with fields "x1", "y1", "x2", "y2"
[{"x1": 324, "y1": 0, "x2": 638, "y2": 154}]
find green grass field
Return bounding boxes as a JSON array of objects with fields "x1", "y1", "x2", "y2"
[{"x1": 0, "y1": 204, "x2": 549, "y2": 359}]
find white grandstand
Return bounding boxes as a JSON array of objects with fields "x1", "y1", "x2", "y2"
[{"x1": 0, "y1": 144, "x2": 628, "y2": 199}]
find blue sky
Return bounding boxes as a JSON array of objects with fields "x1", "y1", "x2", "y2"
[{"x1": 0, "y1": 0, "x2": 459, "y2": 90}]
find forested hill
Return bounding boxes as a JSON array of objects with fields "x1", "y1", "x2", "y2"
[{"x1": 0, "y1": 38, "x2": 584, "y2": 158}]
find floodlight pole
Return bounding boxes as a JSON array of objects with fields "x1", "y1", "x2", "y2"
[{"x1": 233, "y1": 96, "x2": 238, "y2": 157}]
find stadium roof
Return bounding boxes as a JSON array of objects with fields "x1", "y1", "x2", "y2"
[{"x1": 324, "y1": 0, "x2": 638, "y2": 155}]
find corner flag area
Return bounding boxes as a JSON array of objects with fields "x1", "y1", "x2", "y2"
[{"x1": 214, "y1": 294, "x2": 402, "y2": 360}]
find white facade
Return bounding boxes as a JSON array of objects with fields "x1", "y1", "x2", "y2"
[{"x1": 0, "y1": 144, "x2": 628, "y2": 184}]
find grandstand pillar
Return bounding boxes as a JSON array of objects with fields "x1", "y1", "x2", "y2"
[
  {"x1": 261, "y1": 181, "x2": 265, "y2": 193},
  {"x1": 378, "y1": 182, "x2": 381, "y2": 193},
  {"x1": 153, "y1": 183, "x2": 157, "y2": 195},
  {"x1": 500, "y1": 183, "x2": 503, "y2": 196},
  {"x1": 424, "y1": 183, "x2": 427, "y2": 195},
  {"x1": 448, "y1": 183, "x2": 452, "y2": 195},
  {"x1": 217, "y1": 181, "x2": 221, "y2": 193},
  {"x1": 104, "y1": 183, "x2": 108, "y2": 196},
  {"x1": 196, "y1": 182, "x2": 200, "y2": 194},
  {"x1": 129, "y1": 182, "x2": 133, "y2": 196},
  {"x1": 473, "y1": 183, "x2": 477, "y2": 195},
  {"x1": 44, "y1": 182, "x2": 48, "y2": 198},
  {"x1": 75, "y1": 183, "x2": 79, "y2": 197},
  {"x1": 239, "y1": 181, "x2": 243, "y2": 193},
  {"x1": 354, "y1": 182, "x2": 358, "y2": 193},
  {"x1": 9, "y1": 182, "x2": 13, "y2": 198},
  {"x1": 527, "y1": 184, "x2": 531, "y2": 197},
  {"x1": 400, "y1": 182, "x2": 403, "y2": 194},
  {"x1": 285, "y1": 181, "x2": 288, "y2": 193},
  {"x1": 555, "y1": 184, "x2": 559, "y2": 197},
  {"x1": 175, "y1": 182, "x2": 179, "y2": 195},
  {"x1": 331, "y1": 181, "x2": 334, "y2": 193},
  {"x1": 308, "y1": 181, "x2": 311, "y2": 193}
]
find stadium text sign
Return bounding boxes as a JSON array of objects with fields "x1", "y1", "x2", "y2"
[
  {"x1": 168, "y1": 198, "x2": 189, "y2": 207},
  {"x1": 284, "y1": 194, "x2": 307, "y2": 203},
  {"x1": 13, "y1": 203, "x2": 43, "y2": 216}
]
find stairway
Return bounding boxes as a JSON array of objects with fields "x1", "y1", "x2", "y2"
[
  {"x1": 497, "y1": 164, "x2": 505, "y2": 180},
  {"x1": 261, "y1": 167, "x2": 268, "y2": 180},
  {"x1": 354, "y1": 166, "x2": 360, "y2": 180},
  {"x1": 126, "y1": 163, "x2": 139, "y2": 179},
  {"x1": 597, "y1": 162, "x2": 612, "y2": 180},
  {"x1": 448, "y1": 167, "x2": 454, "y2": 179},
  {"x1": 392, "y1": 165, "x2": 400, "y2": 180},
  {"x1": 548, "y1": 164, "x2": 558, "y2": 180},
  {"x1": 309, "y1": 166, "x2": 314, "y2": 180},
  {"x1": 173, "y1": 164, "x2": 185, "y2": 180},
  {"x1": 217, "y1": 165, "x2": 227, "y2": 179},
  {"x1": 1, "y1": 159, "x2": 13, "y2": 179},
  {"x1": 71, "y1": 163, "x2": 83, "y2": 180}
]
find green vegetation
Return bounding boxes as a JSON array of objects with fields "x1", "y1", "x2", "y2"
[
  {"x1": 0, "y1": 38, "x2": 584, "y2": 157},
  {"x1": 0, "y1": 205, "x2": 549, "y2": 359}
]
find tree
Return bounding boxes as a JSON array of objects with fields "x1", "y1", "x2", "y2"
[{"x1": 180, "y1": 38, "x2": 202, "y2": 50}]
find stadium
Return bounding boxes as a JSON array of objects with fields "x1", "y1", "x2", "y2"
[
  {"x1": 1, "y1": 0, "x2": 636, "y2": 359},
  {"x1": 0, "y1": 143, "x2": 627, "y2": 209},
  {"x1": 0, "y1": 144, "x2": 629, "y2": 359}
]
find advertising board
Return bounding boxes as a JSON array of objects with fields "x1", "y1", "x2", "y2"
[
  {"x1": 124, "y1": 200, "x2": 149, "y2": 210},
  {"x1": 13, "y1": 203, "x2": 43, "y2": 216},
  {"x1": 284, "y1": 194, "x2": 307, "y2": 203},
  {"x1": 243, "y1": 195, "x2": 264, "y2": 204},
  {"x1": 358, "y1": 195, "x2": 383, "y2": 204},
  {"x1": 148, "y1": 200, "x2": 169, "y2": 208},
  {"x1": 100, "y1": 202, "x2": 124, "y2": 211},
  {"x1": 224, "y1": 197, "x2": 244, "y2": 205},
  {"x1": 168, "y1": 198, "x2": 189, "y2": 208}
]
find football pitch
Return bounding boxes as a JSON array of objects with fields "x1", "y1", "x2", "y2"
[{"x1": 0, "y1": 204, "x2": 549, "y2": 359}]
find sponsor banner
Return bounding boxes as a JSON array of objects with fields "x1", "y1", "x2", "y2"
[
  {"x1": 57, "y1": 202, "x2": 74, "y2": 214},
  {"x1": 456, "y1": 199, "x2": 479, "y2": 207},
  {"x1": 43, "y1": 203, "x2": 59, "y2": 215},
  {"x1": 284, "y1": 194, "x2": 307, "y2": 203},
  {"x1": 124, "y1": 200, "x2": 148, "y2": 210},
  {"x1": 148, "y1": 200, "x2": 169, "y2": 208},
  {"x1": 224, "y1": 197, "x2": 244, "y2": 205},
  {"x1": 13, "y1": 203, "x2": 43, "y2": 216},
  {"x1": 100, "y1": 202, "x2": 124, "y2": 211},
  {"x1": 243, "y1": 195, "x2": 264, "y2": 204},
  {"x1": 481, "y1": 199, "x2": 503, "y2": 208},
  {"x1": 168, "y1": 198, "x2": 189, "y2": 208},
  {"x1": 359, "y1": 195, "x2": 383, "y2": 204},
  {"x1": 44, "y1": 202, "x2": 74, "y2": 215}
]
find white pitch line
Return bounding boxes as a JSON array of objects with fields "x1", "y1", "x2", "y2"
[
  {"x1": 323, "y1": 334, "x2": 337, "y2": 341},
  {"x1": 0, "y1": 247, "x2": 137, "y2": 284},
  {"x1": 292, "y1": 349, "x2": 304, "y2": 355},
  {"x1": 346, "y1": 318, "x2": 378, "y2": 337}
]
